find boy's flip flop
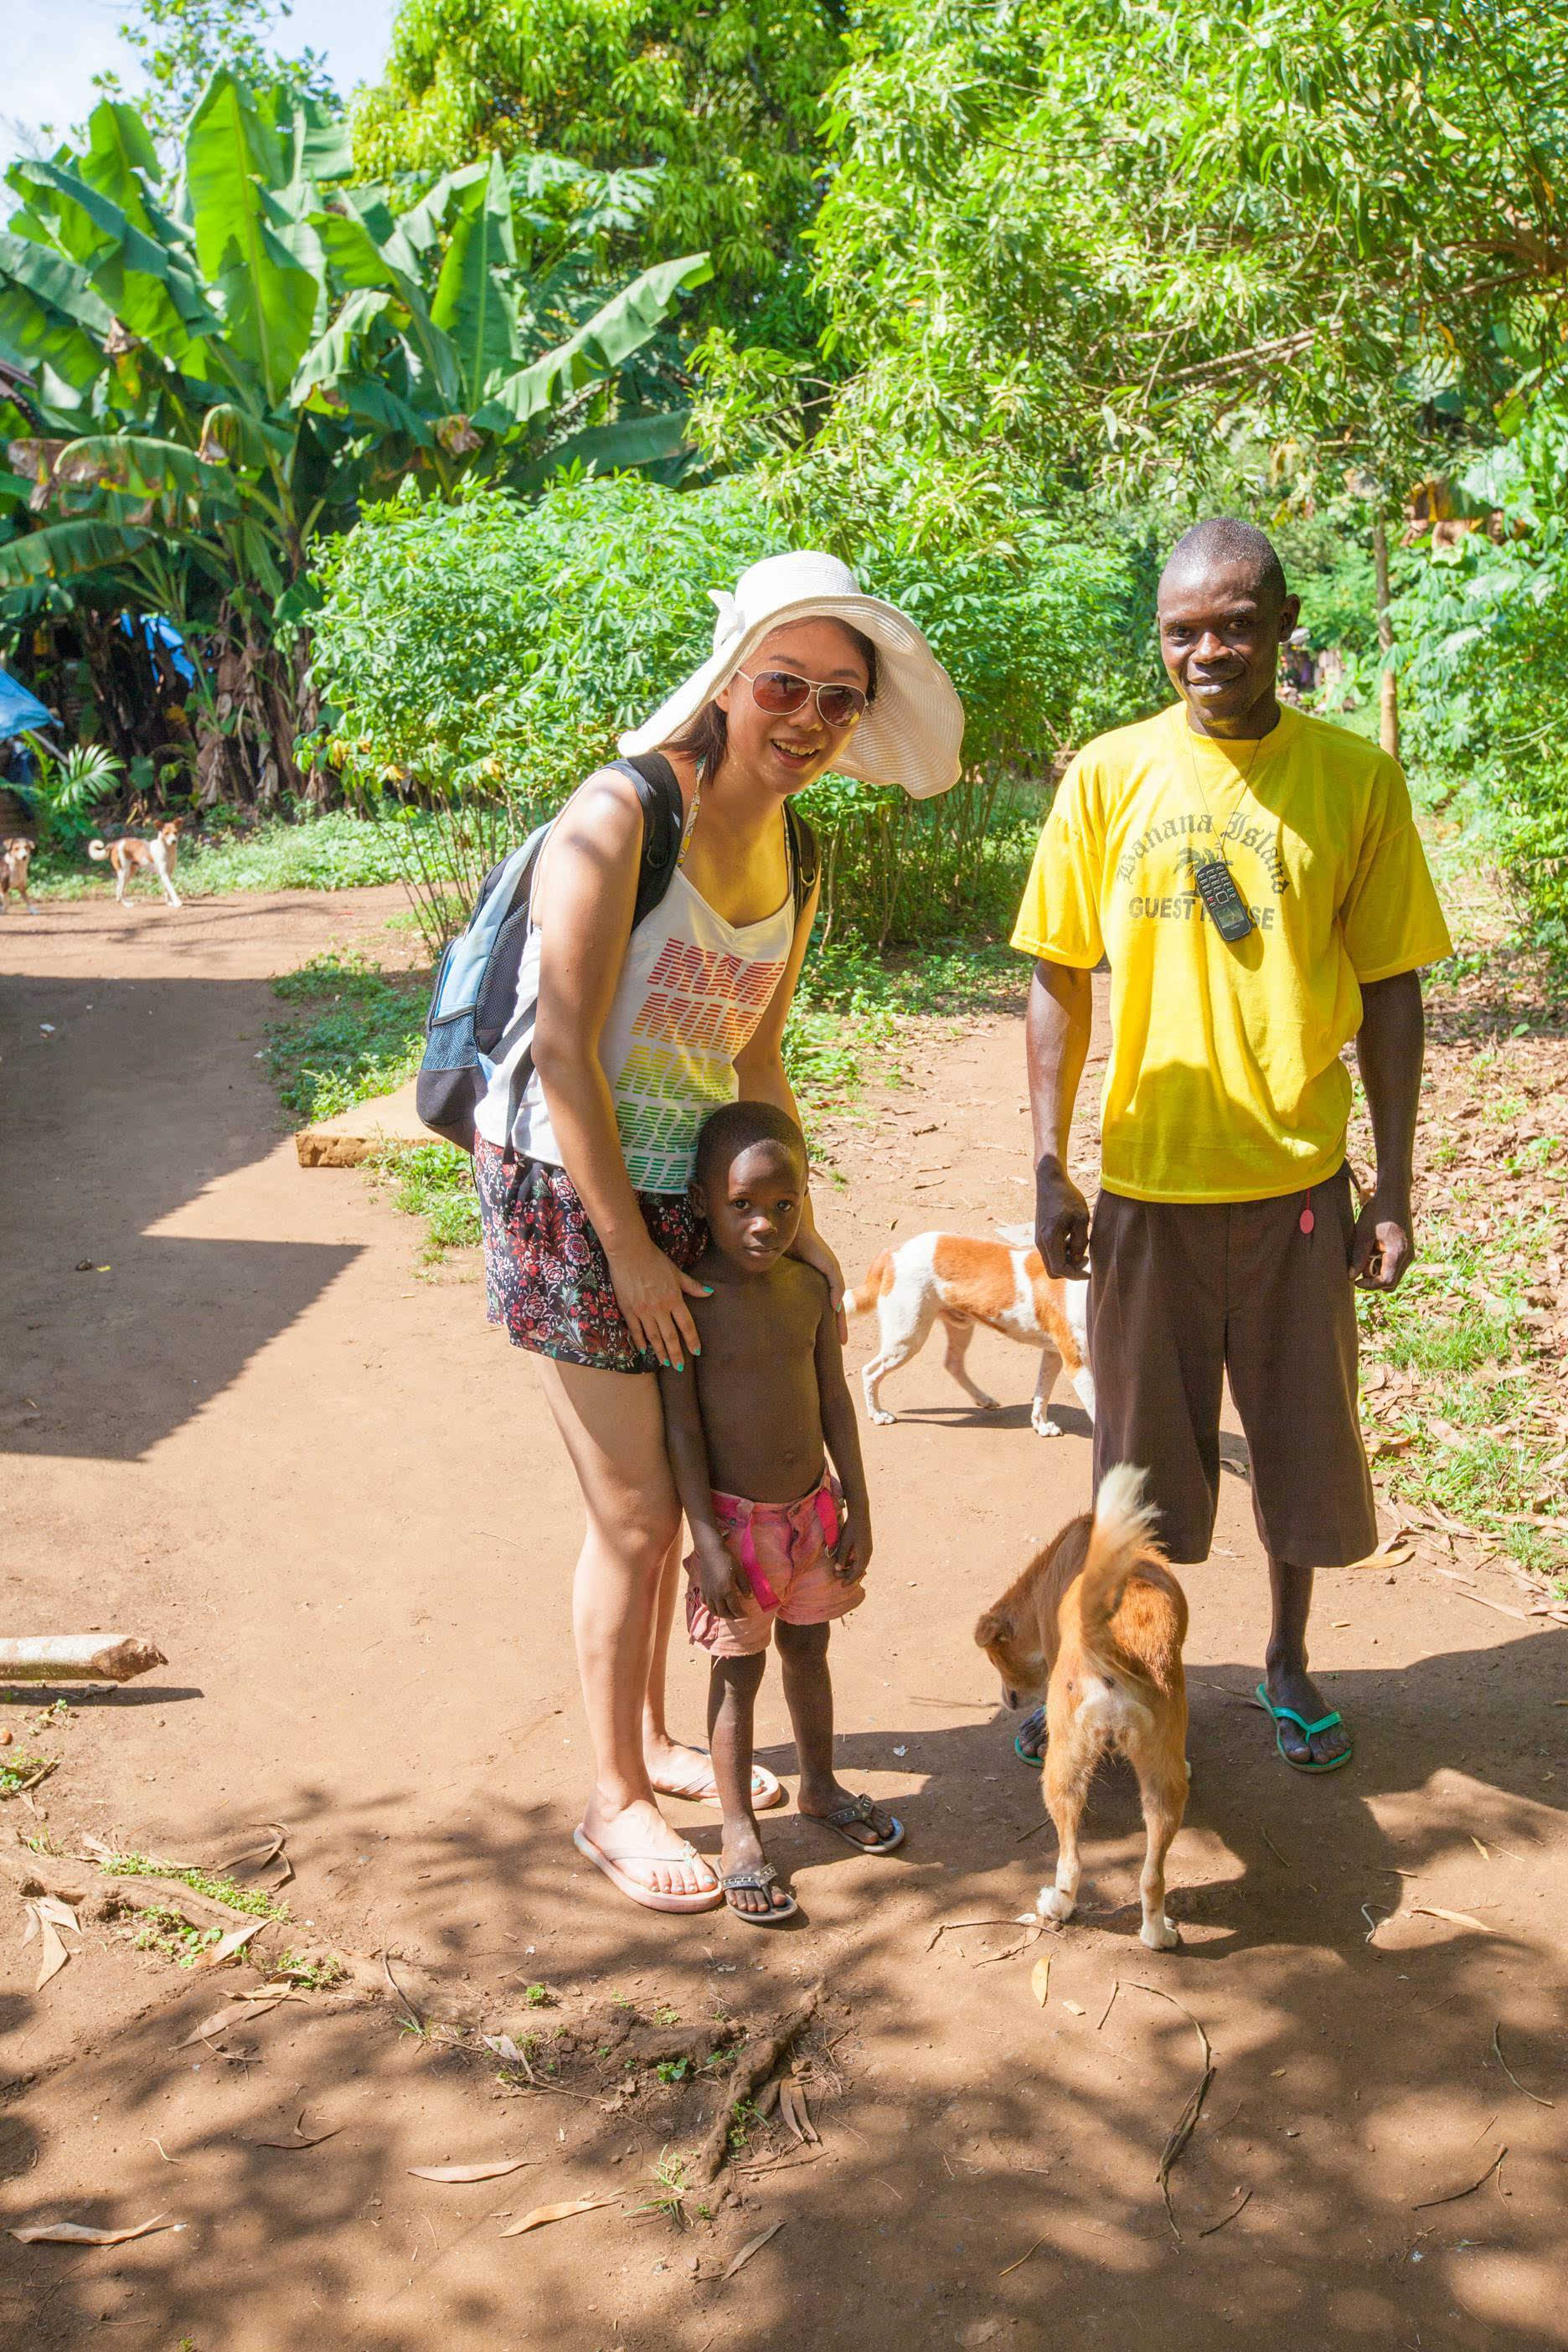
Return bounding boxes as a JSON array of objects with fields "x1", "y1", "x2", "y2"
[
  {"x1": 651, "y1": 1746, "x2": 785, "y2": 1810},
  {"x1": 572, "y1": 1825, "x2": 722, "y2": 1914},
  {"x1": 721, "y1": 1862, "x2": 799, "y2": 1926},
  {"x1": 808, "y1": 1793, "x2": 905, "y2": 1854},
  {"x1": 1255, "y1": 1684, "x2": 1354, "y2": 1774}
]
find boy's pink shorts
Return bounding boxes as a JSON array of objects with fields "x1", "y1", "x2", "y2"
[{"x1": 685, "y1": 1471, "x2": 864, "y2": 1658}]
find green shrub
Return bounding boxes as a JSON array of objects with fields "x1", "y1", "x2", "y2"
[
  {"x1": 311, "y1": 468, "x2": 1152, "y2": 947},
  {"x1": 1398, "y1": 391, "x2": 1568, "y2": 955}
]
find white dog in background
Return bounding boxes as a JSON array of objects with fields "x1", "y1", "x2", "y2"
[
  {"x1": 89, "y1": 818, "x2": 184, "y2": 908},
  {"x1": 848, "y1": 1225, "x2": 1095, "y2": 1436}
]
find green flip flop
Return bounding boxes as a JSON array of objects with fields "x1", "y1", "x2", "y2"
[
  {"x1": 1256, "y1": 1683, "x2": 1354, "y2": 1774},
  {"x1": 1014, "y1": 1707, "x2": 1046, "y2": 1770}
]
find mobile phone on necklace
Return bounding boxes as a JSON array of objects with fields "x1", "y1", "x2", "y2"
[{"x1": 1192, "y1": 854, "x2": 1255, "y2": 943}]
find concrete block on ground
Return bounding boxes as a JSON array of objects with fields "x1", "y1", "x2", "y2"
[{"x1": 296, "y1": 1075, "x2": 429, "y2": 1167}]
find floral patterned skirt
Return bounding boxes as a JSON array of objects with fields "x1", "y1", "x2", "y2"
[{"x1": 473, "y1": 1138, "x2": 707, "y2": 1375}]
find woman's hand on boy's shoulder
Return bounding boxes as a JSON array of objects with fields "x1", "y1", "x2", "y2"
[
  {"x1": 790, "y1": 1226, "x2": 847, "y2": 1340},
  {"x1": 834, "y1": 1502, "x2": 873, "y2": 1582}
]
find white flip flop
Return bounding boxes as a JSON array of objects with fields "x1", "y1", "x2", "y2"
[
  {"x1": 651, "y1": 1746, "x2": 785, "y2": 1811},
  {"x1": 571, "y1": 1825, "x2": 721, "y2": 1914}
]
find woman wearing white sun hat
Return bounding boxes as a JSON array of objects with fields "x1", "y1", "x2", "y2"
[{"x1": 472, "y1": 549, "x2": 963, "y2": 1914}]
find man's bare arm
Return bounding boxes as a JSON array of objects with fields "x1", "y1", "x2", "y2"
[
  {"x1": 1352, "y1": 969, "x2": 1424, "y2": 1292},
  {"x1": 1027, "y1": 957, "x2": 1094, "y2": 1277}
]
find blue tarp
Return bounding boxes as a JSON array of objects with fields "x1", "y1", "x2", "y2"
[
  {"x1": 119, "y1": 610, "x2": 197, "y2": 688},
  {"x1": 0, "y1": 667, "x2": 51, "y2": 739}
]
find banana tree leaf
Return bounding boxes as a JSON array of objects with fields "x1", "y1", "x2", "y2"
[
  {"x1": 78, "y1": 101, "x2": 161, "y2": 224},
  {"x1": 519, "y1": 408, "x2": 693, "y2": 490},
  {"x1": 0, "y1": 232, "x2": 115, "y2": 339},
  {"x1": 472, "y1": 252, "x2": 710, "y2": 431},
  {"x1": 291, "y1": 286, "x2": 397, "y2": 394},
  {"x1": 312, "y1": 197, "x2": 425, "y2": 298},
  {"x1": 0, "y1": 298, "x2": 103, "y2": 402},
  {"x1": 395, "y1": 162, "x2": 493, "y2": 258},
  {"x1": 0, "y1": 516, "x2": 152, "y2": 586},
  {"x1": 12, "y1": 161, "x2": 219, "y2": 351},
  {"x1": 194, "y1": 401, "x2": 293, "y2": 469},
  {"x1": 22, "y1": 433, "x2": 240, "y2": 523},
  {"x1": 262, "y1": 88, "x2": 354, "y2": 190},
  {"x1": 184, "y1": 72, "x2": 319, "y2": 404},
  {"x1": 429, "y1": 154, "x2": 519, "y2": 411}
]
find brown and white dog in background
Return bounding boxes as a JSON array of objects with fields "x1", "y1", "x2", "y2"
[
  {"x1": 976, "y1": 1465, "x2": 1189, "y2": 1950},
  {"x1": 89, "y1": 818, "x2": 183, "y2": 907},
  {"x1": 1, "y1": 837, "x2": 36, "y2": 913},
  {"x1": 848, "y1": 1225, "x2": 1094, "y2": 1436}
]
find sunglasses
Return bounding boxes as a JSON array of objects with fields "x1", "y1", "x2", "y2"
[{"x1": 736, "y1": 668, "x2": 869, "y2": 730}]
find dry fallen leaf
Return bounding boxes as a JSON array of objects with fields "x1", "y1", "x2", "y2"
[
  {"x1": 1349, "y1": 1536, "x2": 1414, "y2": 1569},
  {"x1": 501, "y1": 2193, "x2": 616, "y2": 2237},
  {"x1": 1411, "y1": 1905, "x2": 1493, "y2": 1934},
  {"x1": 721, "y1": 2220, "x2": 785, "y2": 2280},
  {"x1": 21, "y1": 1896, "x2": 80, "y2": 1991},
  {"x1": 194, "y1": 1919, "x2": 266, "y2": 1970},
  {"x1": 777, "y1": 2079, "x2": 819, "y2": 2146},
  {"x1": 10, "y1": 2214, "x2": 176, "y2": 2246},
  {"x1": 1030, "y1": 1956, "x2": 1051, "y2": 2007},
  {"x1": 483, "y1": 2034, "x2": 529, "y2": 2067},
  {"x1": 174, "y1": 1998, "x2": 281, "y2": 2050},
  {"x1": 410, "y1": 2159, "x2": 537, "y2": 2184},
  {"x1": 1062, "y1": 2000, "x2": 1086, "y2": 2017}
]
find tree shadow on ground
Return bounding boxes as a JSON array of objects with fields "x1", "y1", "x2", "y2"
[
  {"x1": 0, "y1": 974, "x2": 363, "y2": 1461},
  {"x1": 3, "y1": 1626, "x2": 1562, "y2": 2349}
]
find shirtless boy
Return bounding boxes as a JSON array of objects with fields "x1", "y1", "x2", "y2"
[{"x1": 659, "y1": 1101, "x2": 904, "y2": 1923}]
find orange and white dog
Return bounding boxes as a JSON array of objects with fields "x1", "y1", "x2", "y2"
[
  {"x1": 848, "y1": 1225, "x2": 1094, "y2": 1436},
  {"x1": 89, "y1": 818, "x2": 183, "y2": 907},
  {"x1": 1, "y1": 836, "x2": 36, "y2": 913},
  {"x1": 976, "y1": 1465, "x2": 1189, "y2": 1951}
]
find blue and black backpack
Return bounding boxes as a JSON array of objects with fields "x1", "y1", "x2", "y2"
[{"x1": 416, "y1": 750, "x2": 818, "y2": 1154}]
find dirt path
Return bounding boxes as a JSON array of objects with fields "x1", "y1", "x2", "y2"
[{"x1": 3, "y1": 890, "x2": 1565, "y2": 2350}]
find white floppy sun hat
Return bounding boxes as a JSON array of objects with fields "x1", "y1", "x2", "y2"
[{"x1": 618, "y1": 550, "x2": 965, "y2": 799}]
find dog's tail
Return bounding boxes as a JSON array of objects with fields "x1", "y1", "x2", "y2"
[
  {"x1": 1076, "y1": 1463, "x2": 1160, "y2": 1654},
  {"x1": 86, "y1": 838, "x2": 110, "y2": 861},
  {"x1": 846, "y1": 1250, "x2": 894, "y2": 1318}
]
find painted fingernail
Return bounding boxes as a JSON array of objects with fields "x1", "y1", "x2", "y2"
[
  {"x1": 699, "y1": 1284, "x2": 714, "y2": 1294},
  {"x1": 673, "y1": 1359, "x2": 683, "y2": 1373}
]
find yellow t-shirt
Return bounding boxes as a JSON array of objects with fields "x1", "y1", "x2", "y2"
[{"x1": 1011, "y1": 703, "x2": 1452, "y2": 1204}]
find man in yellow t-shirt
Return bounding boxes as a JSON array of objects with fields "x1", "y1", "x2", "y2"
[{"x1": 1013, "y1": 518, "x2": 1450, "y2": 1776}]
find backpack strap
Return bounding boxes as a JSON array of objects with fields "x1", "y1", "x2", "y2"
[
  {"x1": 611, "y1": 750, "x2": 686, "y2": 930},
  {"x1": 784, "y1": 802, "x2": 818, "y2": 920}
]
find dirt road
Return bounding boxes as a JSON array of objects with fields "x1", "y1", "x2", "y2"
[{"x1": 3, "y1": 890, "x2": 1565, "y2": 2349}]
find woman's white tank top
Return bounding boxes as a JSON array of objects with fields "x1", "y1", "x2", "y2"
[{"x1": 473, "y1": 856, "x2": 797, "y2": 1196}]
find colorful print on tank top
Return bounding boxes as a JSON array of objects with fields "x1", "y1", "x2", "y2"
[{"x1": 613, "y1": 933, "x2": 787, "y2": 1191}]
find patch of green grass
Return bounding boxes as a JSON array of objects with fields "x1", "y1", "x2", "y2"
[
  {"x1": 1364, "y1": 1309, "x2": 1516, "y2": 1377},
  {"x1": 368, "y1": 1142, "x2": 480, "y2": 1261},
  {"x1": 266, "y1": 951, "x2": 428, "y2": 1123},
  {"x1": 27, "y1": 810, "x2": 439, "y2": 901},
  {"x1": 727, "y1": 2097, "x2": 761, "y2": 2153},
  {"x1": 275, "y1": 1950, "x2": 347, "y2": 1991},
  {"x1": 96, "y1": 1848, "x2": 290, "y2": 1921},
  {"x1": 522, "y1": 1982, "x2": 553, "y2": 2009},
  {"x1": 0, "y1": 1751, "x2": 50, "y2": 1797},
  {"x1": 134, "y1": 1906, "x2": 226, "y2": 1967},
  {"x1": 636, "y1": 2148, "x2": 694, "y2": 2226}
]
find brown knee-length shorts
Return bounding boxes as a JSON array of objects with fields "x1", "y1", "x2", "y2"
[{"x1": 1088, "y1": 1165, "x2": 1377, "y2": 1567}]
